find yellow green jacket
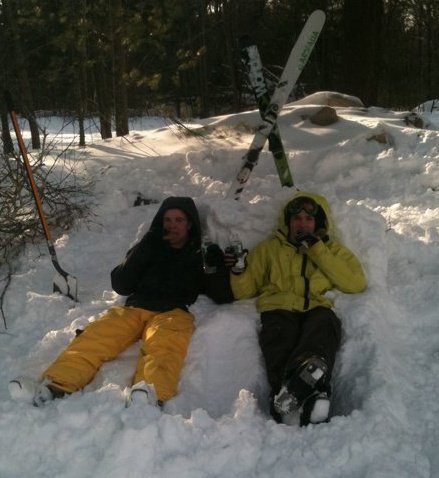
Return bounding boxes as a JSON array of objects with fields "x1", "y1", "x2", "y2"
[{"x1": 231, "y1": 192, "x2": 367, "y2": 312}]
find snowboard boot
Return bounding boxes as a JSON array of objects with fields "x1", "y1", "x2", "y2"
[
  {"x1": 273, "y1": 355, "x2": 328, "y2": 416},
  {"x1": 9, "y1": 376, "x2": 65, "y2": 407},
  {"x1": 300, "y1": 389, "x2": 331, "y2": 426}
]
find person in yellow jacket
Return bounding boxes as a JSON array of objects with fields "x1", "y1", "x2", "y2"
[
  {"x1": 229, "y1": 192, "x2": 366, "y2": 426},
  {"x1": 9, "y1": 196, "x2": 233, "y2": 408}
]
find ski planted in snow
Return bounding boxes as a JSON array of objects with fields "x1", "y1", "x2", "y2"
[
  {"x1": 240, "y1": 36, "x2": 294, "y2": 188},
  {"x1": 230, "y1": 9, "x2": 326, "y2": 200}
]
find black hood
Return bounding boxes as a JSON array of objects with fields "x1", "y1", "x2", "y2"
[{"x1": 149, "y1": 196, "x2": 202, "y2": 249}]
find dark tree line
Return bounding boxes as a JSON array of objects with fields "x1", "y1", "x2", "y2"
[{"x1": 1, "y1": 0, "x2": 439, "y2": 145}]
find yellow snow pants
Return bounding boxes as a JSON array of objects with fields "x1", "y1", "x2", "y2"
[{"x1": 43, "y1": 306, "x2": 195, "y2": 402}]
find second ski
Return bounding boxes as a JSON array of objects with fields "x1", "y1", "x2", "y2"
[{"x1": 230, "y1": 9, "x2": 326, "y2": 200}]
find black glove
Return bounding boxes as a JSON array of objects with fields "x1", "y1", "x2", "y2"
[
  {"x1": 204, "y1": 244, "x2": 225, "y2": 269},
  {"x1": 296, "y1": 232, "x2": 320, "y2": 249},
  {"x1": 223, "y1": 249, "x2": 238, "y2": 269}
]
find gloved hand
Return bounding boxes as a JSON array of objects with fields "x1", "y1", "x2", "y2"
[
  {"x1": 224, "y1": 246, "x2": 248, "y2": 274},
  {"x1": 204, "y1": 244, "x2": 225, "y2": 269},
  {"x1": 224, "y1": 249, "x2": 238, "y2": 269},
  {"x1": 296, "y1": 232, "x2": 320, "y2": 249}
]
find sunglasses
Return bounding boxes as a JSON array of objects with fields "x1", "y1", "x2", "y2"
[{"x1": 286, "y1": 198, "x2": 319, "y2": 217}]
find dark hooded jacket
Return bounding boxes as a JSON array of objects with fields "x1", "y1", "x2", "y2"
[{"x1": 111, "y1": 197, "x2": 232, "y2": 311}]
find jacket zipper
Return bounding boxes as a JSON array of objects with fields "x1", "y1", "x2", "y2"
[{"x1": 301, "y1": 255, "x2": 310, "y2": 310}]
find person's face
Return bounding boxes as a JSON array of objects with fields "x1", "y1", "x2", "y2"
[
  {"x1": 163, "y1": 208, "x2": 192, "y2": 248},
  {"x1": 288, "y1": 210, "x2": 316, "y2": 241}
]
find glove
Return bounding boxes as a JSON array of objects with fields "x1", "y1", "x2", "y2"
[
  {"x1": 225, "y1": 246, "x2": 248, "y2": 274},
  {"x1": 296, "y1": 232, "x2": 320, "y2": 249},
  {"x1": 223, "y1": 250, "x2": 238, "y2": 269},
  {"x1": 204, "y1": 244, "x2": 225, "y2": 269}
]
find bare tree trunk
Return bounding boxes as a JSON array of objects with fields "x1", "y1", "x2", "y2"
[
  {"x1": 425, "y1": 0, "x2": 433, "y2": 98},
  {"x1": 93, "y1": 60, "x2": 113, "y2": 139},
  {"x1": 75, "y1": 46, "x2": 87, "y2": 147},
  {"x1": 1, "y1": 107, "x2": 14, "y2": 155},
  {"x1": 3, "y1": 0, "x2": 41, "y2": 149},
  {"x1": 198, "y1": 0, "x2": 209, "y2": 117},
  {"x1": 111, "y1": 0, "x2": 129, "y2": 137},
  {"x1": 222, "y1": 1, "x2": 240, "y2": 111},
  {"x1": 341, "y1": 0, "x2": 383, "y2": 105},
  {"x1": 77, "y1": 0, "x2": 89, "y2": 147}
]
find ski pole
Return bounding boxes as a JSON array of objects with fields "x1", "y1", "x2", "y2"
[{"x1": 4, "y1": 91, "x2": 78, "y2": 301}]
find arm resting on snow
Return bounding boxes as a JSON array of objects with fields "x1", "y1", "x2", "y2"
[{"x1": 204, "y1": 268, "x2": 235, "y2": 304}]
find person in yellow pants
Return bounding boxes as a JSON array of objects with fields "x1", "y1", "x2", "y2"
[
  {"x1": 9, "y1": 197, "x2": 233, "y2": 407},
  {"x1": 43, "y1": 306, "x2": 195, "y2": 402}
]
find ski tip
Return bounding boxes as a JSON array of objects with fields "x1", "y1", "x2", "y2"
[
  {"x1": 225, "y1": 182, "x2": 244, "y2": 201},
  {"x1": 310, "y1": 9, "x2": 326, "y2": 24}
]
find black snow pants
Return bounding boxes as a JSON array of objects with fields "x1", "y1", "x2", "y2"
[{"x1": 259, "y1": 306, "x2": 342, "y2": 402}]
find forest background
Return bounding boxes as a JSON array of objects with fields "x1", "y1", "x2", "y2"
[{"x1": 1, "y1": 0, "x2": 438, "y2": 149}]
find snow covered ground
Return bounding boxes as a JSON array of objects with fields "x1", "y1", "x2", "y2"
[{"x1": 1, "y1": 93, "x2": 439, "y2": 478}]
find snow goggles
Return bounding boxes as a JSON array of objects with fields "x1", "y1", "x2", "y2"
[{"x1": 285, "y1": 197, "x2": 319, "y2": 218}]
